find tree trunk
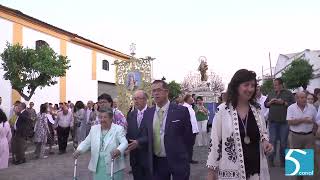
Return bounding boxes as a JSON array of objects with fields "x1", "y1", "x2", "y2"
[
  {"x1": 15, "y1": 87, "x2": 37, "y2": 101},
  {"x1": 302, "y1": 84, "x2": 308, "y2": 91}
]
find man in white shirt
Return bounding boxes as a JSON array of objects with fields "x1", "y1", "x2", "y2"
[
  {"x1": 256, "y1": 86, "x2": 269, "y2": 121},
  {"x1": 183, "y1": 94, "x2": 199, "y2": 164},
  {"x1": 55, "y1": 104, "x2": 73, "y2": 154},
  {"x1": 287, "y1": 92, "x2": 317, "y2": 151}
]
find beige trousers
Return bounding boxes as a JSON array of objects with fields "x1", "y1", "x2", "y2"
[{"x1": 288, "y1": 132, "x2": 315, "y2": 180}]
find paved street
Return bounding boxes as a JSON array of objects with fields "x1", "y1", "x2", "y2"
[{"x1": 0, "y1": 145, "x2": 292, "y2": 180}]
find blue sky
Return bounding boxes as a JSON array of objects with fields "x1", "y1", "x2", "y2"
[{"x1": 1, "y1": 0, "x2": 320, "y2": 85}]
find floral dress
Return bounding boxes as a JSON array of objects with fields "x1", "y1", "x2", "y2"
[
  {"x1": 112, "y1": 108, "x2": 127, "y2": 130},
  {"x1": 34, "y1": 113, "x2": 49, "y2": 143}
]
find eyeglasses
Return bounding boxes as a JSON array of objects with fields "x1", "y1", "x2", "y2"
[
  {"x1": 133, "y1": 97, "x2": 145, "y2": 100},
  {"x1": 98, "y1": 100, "x2": 109, "y2": 104},
  {"x1": 152, "y1": 88, "x2": 167, "y2": 93}
]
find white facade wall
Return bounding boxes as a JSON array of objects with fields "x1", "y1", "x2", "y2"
[
  {"x1": 274, "y1": 54, "x2": 292, "y2": 78},
  {"x1": 96, "y1": 52, "x2": 116, "y2": 83},
  {"x1": 0, "y1": 18, "x2": 13, "y2": 116},
  {"x1": 22, "y1": 27, "x2": 60, "y2": 111},
  {"x1": 304, "y1": 50, "x2": 320, "y2": 75},
  {"x1": 308, "y1": 78, "x2": 320, "y2": 93},
  {"x1": 66, "y1": 43, "x2": 97, "y2": 103}
]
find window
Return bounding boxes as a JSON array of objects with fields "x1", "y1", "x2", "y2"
[
  {"x1": 102, "y1": 60, "x2": 109, "y2": 71},
  {"x1": 35, "y1": 40, "x2": 49, "y2": 49}
]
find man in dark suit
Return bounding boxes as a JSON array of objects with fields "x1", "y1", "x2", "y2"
[
  {"x1": 126, "y1": 90, "x2": 150, "y2": 180},
  {"x1": 12, "y1": 102, "x2": 33, "y2": 164},
  {"x1": 140, "y1": 80, "x2": 193, "y2": 180}
]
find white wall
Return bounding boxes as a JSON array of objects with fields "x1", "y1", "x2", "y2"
[
  {"x1": 304, "y1": 50, "x2": 320, "y2": 75},
  {"x1": 0, "y1": 18, "x2": 13, "y2": 116},
  {"x1": 308, "y1": 78, "x2": 320, "y2": 93},
  {"x1": 274, "y1": 55, "x2": 290, "y2": 78},
  {"x1": 22, "y1": 27, "x2": 60, "y2": 112},
  {"x1": 66, "y1": 43, "x2": 97, "y2": 103},
  {"x1": 96, "y1": 52, "x2": 116, "y2": 83}
]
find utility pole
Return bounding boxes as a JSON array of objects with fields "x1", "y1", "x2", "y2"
[
  {"x1": 262, "y1": 66, "x2": 264, "y2": 82},
  {"x1": 269, "y1": 52, "x2": 273, "y2": 78}
]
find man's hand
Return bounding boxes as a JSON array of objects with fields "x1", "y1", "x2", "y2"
[
  {"x1": 128, "y1": 139, "x2": 139, "y2": 151},
  {"x1": 267, "y1": 98, "x2": 277, "y2": 106}
]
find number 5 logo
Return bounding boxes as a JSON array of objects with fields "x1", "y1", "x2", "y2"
[{"x1": 285, "y1": 149, "x2": 307, "y2": 175}]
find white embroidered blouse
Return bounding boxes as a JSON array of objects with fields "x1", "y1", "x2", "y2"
[{"x1": 207, "y1": 103, "x2": 270, "y2": 180}]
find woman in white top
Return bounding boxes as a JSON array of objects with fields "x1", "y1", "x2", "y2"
[
  {"x1": 73, "y1": 108, "x2": 128, "y2": 180},
  {"x1": 207, "y1": 69, "x2": 273, "y2": 180},
  {"x1": 0, "y1": 109, "x2": 12, "y2": 169}
]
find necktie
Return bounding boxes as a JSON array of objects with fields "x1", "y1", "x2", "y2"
[
  {"x1": 137, "y1": 111, "x2": 143, "y2": 128},
  {"x1": 154, "y1": 108, "x2": 164, "y2": 156}
]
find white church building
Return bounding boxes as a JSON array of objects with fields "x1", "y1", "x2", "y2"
[{"x1": 0, "y1": 5, "x2": 130, "y2": 116}]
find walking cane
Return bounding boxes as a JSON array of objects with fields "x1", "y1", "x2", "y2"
[
  {"x1": 73, "y1": 145, "x2": 78, "y2": 180},
  {"x1": 110, "y1": 158, "x2": 114, "y2": 180},
  {"x1": 73, "y1": 158, "x2": 78, "y2": 180}
]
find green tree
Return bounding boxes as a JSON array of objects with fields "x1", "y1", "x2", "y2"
[
  {"x1": 1, "y1": 43, "x2": 70, "y2": 101},
  {"x1": 168, "y1": 80, "x2": 181, "y2": 101},
  {"x1": 261, "y1": 79, "x2": 273, "y2": 95},
  {"x1": 281, "y1": 58, "x2": 313, "y2": 90}
]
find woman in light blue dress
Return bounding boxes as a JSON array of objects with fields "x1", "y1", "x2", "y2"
[{"x1": 73, "y1": 108, "x2": 128, "y2": 180}]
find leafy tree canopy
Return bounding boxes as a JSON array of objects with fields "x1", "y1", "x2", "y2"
[
  {"x1": 168, "y1": 80, "x2": 182, "y2": 101},
  {"x1": 1, "y1": 43, "x2": 70, "y2": 101},
  {"x1": 281, "y1": 58, "x2": 313, "y2": 90},
  {"x1": 261, "y1": 79, "x2": 273, "y2": 95}
]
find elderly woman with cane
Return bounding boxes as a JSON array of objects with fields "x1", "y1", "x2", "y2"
[{"x1": 73, "y1": 108, "x2": 128, "y2": 180}]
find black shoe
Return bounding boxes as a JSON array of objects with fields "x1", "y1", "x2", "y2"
[
  {"x1": 13, "y1": 159, "x2": 26, "y2": 165},
  {"x1": 49, "y1": 151, "x2": 55, "y2": 155},
  {"x1": 58, "y1": 150, "x2": 66, "y2": 155},
  {"x1": 190, "y1": 160, "x2": 199, "y2": 164}
]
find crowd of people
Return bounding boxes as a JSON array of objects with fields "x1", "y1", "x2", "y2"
[
  {"x1": 0, "y1": 70, "x2": 320, "y2": 180},
  {"x1": 0, "y1": 93, "x2": 127, "y2": 169}
]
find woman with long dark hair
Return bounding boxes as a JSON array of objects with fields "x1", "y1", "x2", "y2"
[
  {"x1": 207, "y1": 69, "x2": 273, "y2": 180},
  {"x1": 89, "y1": 103, "x2": 99, "y2": 126},
  {"x1": 73, "y1": 101, "x2": 86, "y2": 146},
  {"x1": 0, "y1": 108, "x2": 12, "y2": 169},
  {"x1": 34, "y1": 104, "x2": 50, "y2": 159}
]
